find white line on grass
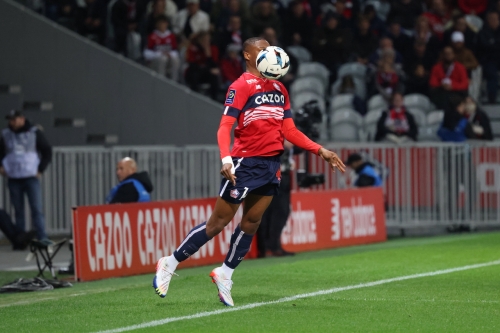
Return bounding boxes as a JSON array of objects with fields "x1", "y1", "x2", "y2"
[{"x1": 95, "y1": 259, "x2": 500, "y2": 333}]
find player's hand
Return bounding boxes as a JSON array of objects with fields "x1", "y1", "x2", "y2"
[
  {"x1": 318, "y1": 147, "x2": 346, "y2": 173},
  {"x1": 221, "y1": 163, "x2": 237, "y2": 186}
]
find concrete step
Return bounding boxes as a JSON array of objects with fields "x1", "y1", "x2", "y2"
[
  {"x1": 87, "y1": 134, "x2": 119, "y2": 145},
  {"x1": 0, "y1": 84, "x2": 21, "y2": 94},
  {"x1": 23, "y1": 101, "x2": 53, "y2": 111},
  {"x1": 54, "y1": 118, "x2": 86, "y2": 128}
]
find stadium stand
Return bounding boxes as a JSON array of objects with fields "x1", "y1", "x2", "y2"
[{"x1": 3, "y1": 0, "x2": 500, "y2": 144}]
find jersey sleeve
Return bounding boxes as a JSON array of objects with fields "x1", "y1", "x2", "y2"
[
  {"x1": 282, "y1": 84, "x2": 292, "y2": 119},
  {"x1": 223, "y1": 81, "x2": 248, "y2": 118}
]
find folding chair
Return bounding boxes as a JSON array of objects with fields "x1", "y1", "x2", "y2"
[{"x1": 28, "y1": 239, "x2": 67, "y2": 279}]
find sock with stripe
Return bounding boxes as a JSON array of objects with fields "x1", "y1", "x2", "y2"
[
  {"x1": 223, "y1": 224, "x2": 254, "y2": 272},
  {"x1": 173, "y1": 222, "x2": 211, "y2": 262}
]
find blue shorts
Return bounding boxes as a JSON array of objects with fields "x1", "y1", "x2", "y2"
[{"x1": 219, "y1": 156, "x2": 281, "y2": 204}]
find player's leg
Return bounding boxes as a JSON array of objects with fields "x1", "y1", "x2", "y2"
[
  {"x1": 210, "y1": 193, "x2": 273, "y2": 306},
  {"x1": 153, "y1": 197, "x2": 239, "y2": 298}
]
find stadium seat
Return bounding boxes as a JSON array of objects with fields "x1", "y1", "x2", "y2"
[
  {"x1": 426, "y1": 111, "x2": 444, "y2": 126},
  {"x1": 330, "y1": 94, "x2": 354, "y2": 113},
  {"x1": 330, "y1": 123, "x2": 361, "y2": 142},
  {"x1": 465, "y1": 15, "x2": 483, "y2": 32},
  {"x1": 491, "y1": 120, "x2": 500, "y2": 138},
  {"x1": 291, "y1": 91, "x2": 326, "y2": 114},
  {"x1": 419, "y1": 125, "x2": 440, "y2": 142},
  {"x1": 364, "y1": 109, "x2": 384, "y2": 141},
  {"x1": 297, "y1": 62, "x2": 330, "y2": 88},
  {"x1": 404, "y1": 93, "x2": 431, "y2": 113},
  {"x1": 331, "y1": 108, "x2": 363, "y2": 126},
  {"x1": 337, "y1": 62, "x2": 367, "y2": 79},
  {"x1": 331, "y1": 77, "x2": 366, "y2": 100},
  {"x1": 286, "y1": 46, "x2": 312, "y2": 64},
  {"x1": 407, "y1": 108, "x2": 427, "y2": 127},
  {"x1": 290, "y1": 77, "x2": 325, "y2": 97},
  {"x1": 481, "y1": 105, "x2": 500, "y2": 120},
  {"x1": 367, "y1": 94, "x2": 388, "y2": 111}
]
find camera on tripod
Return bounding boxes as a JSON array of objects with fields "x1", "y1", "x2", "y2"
[{"x1": 293, "y1": 100, "x2": 325, "y2": 188}]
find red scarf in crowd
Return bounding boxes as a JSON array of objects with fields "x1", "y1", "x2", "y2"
[{"x1": 385, "y1": 107, "x2": 409, "y2": 134}]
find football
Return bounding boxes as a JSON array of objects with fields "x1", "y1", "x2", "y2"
[{"x1": 256, "y1": 46, "x2": 290, "y2": 80}]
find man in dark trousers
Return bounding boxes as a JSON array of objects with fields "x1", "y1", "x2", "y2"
[
  {"x1": 106, "y1": 157, "x2": 153, "y2": 203},
  {"x1": 345, "y1": 153, "x2": 383, "y2": 187},
  {"x1": 257, "y1": 144, "x2": 294, "y2": 257},
  {"x1": 0, "y1": 110, "x2": 52, "y2": 245},
  {"x1": 0, "y1": 209, "x2": 36, "y2": 250}
]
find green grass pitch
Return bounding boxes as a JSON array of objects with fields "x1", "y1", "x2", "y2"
[{"x1": 1, "y1": 232, "x2": 499, "y2": 333}]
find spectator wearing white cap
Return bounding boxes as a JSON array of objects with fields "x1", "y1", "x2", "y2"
[
  {"x1": 450, "y1": 31, "x2": 479, "y2": 73},
  {"x1": 173, "y1": 0, "x2": 210, "y2": 41}
]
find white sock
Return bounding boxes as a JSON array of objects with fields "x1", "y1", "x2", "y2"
[
  {"x1": 221, "y1": 263, "x2": 234, "y2": 280},
  {"x1": 166, "y1": 255, "x2": 179, "y2": 272}
]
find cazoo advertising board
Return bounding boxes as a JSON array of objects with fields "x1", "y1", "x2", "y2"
[{"x1": 72, "y1": 188, "x2": 386, "y2": 281}]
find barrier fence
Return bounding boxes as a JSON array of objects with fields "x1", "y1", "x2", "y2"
[{"x1": 1, "y1": 143, "x2": 499, "y2": 235}]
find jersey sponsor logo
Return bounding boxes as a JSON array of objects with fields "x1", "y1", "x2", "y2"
[
  {"x1": 273, "y1": 82, "x2": 281, "y2": 91},
  {"x1": 230, "y1": 189, "x2": 240, "y2": 199},
  {"x1": 255, "y1": 93, "x2": 285, "y2": 105},
  {"x1": 246, "y1": 79, "x2": 258, "y2": 84},
  {"x1": 225, "y1": 89, "x2": 236, "y2": 105}
]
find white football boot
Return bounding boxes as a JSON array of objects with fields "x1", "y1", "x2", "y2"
[
  {"x1": 209, "y1": 267, "x2": 234, "y2": 306},
  {"x1": 153, "y1": 257, "x2": 178, "y2": 298}
]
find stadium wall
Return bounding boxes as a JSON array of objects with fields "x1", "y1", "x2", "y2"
[{"x1": 0, "y1": 0, "x2": 222, "y2": 145}]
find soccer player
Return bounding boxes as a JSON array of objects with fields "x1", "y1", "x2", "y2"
[{"x1": 153, "y1": 37, "x2": 345, "y2": 306}]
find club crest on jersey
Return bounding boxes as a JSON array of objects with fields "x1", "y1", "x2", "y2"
[
  {"x1": 273, "y1": 82, "x2": 281, "y2": 91},
  {"x1": 226, "y1": 89, "x2": 236, "y2": 105},
  {"x1": 230, "y1": 189, "x2": 240, "y2": 198}
]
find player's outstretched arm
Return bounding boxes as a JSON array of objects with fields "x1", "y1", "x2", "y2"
[
  {"x1": 282, "y1": 118, "x2": 345, "y2": 173},
  {"x1": 217, "y1": 115, "x2": 237, "y2": 185}
]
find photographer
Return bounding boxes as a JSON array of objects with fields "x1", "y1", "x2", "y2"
[{"x1": 257, "y1": 100, "x2": 325, "y2": 257}]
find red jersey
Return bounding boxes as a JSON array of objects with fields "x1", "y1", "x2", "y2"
[
  {"x1": 223, "y1": 72, "x2": 292, "y2": 157},
  {"x1": 147, "y1": 30, "x2": 178, "y2": 52}
]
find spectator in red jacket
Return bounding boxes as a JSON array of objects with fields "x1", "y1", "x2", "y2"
[
  {"x1": 185, "y1": 32, "x2": 221, "y2": 100},
  {"x1": 422, "y1": 0, "x2": 451, "y2": 40},
  {"x1": 220, "y1": 44, "x2": 244, "y2": 87},
  {"x1": 144, "y1": 15, "x2": 180, "y2": 81},
  {"x1": 458, "y1": 0, "x2": 487, "y2": 16},
  {"x1": 429, "y1": 46, "x2": 469, "y2": 109}
]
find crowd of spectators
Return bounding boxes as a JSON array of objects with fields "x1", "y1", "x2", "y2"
[{"x1": 28, "y1": 0, "x2": 500, "y2": 106}]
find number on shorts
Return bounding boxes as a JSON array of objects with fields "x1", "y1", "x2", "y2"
[{"x1": 241, "y1": 187, "x2": 249, "y2": 199}]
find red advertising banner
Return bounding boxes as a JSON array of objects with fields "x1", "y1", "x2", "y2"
[
  {"x1": 73, "y1": 188, "x2": 386, "y2": 281},
  {"x1": 282, "y1": 187, "x2": 386, "y2": 252},
  {"x1": 72, "y1": 198, "x2": 250, "y2": 281}
]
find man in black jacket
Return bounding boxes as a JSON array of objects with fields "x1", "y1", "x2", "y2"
[
  {"x1": 477, "y1": 11, "x2": 500, "y2": 103},
  {"x1": 464, "y1": 97, "x2": 493, "y2": 140},
  {"x1": 107, "y1": 157, "x2": 153, "y2": 203},
  {"x1": 0, "y1": 110, "x2": 52, "y2": 245}
]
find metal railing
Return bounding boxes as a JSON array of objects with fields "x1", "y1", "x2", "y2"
[{"x1": 1, "y1": 143, "x2": 499, "y2": 235}]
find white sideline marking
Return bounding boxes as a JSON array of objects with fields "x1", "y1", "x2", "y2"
[{"x1": 95, "y1": 259, "x2": 500, "y2": 333}]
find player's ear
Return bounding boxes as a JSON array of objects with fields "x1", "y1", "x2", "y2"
[{"x1": 243, "y1": 51, "x2": 251, "y2": 61}]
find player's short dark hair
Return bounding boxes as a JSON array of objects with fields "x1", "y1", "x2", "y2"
[
  {"x1": 155, "y1": 15, "x2": 169, "y2": 25},
  {"x1": 243, "y1": 37, "x2": 266, "y2": 52}
]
